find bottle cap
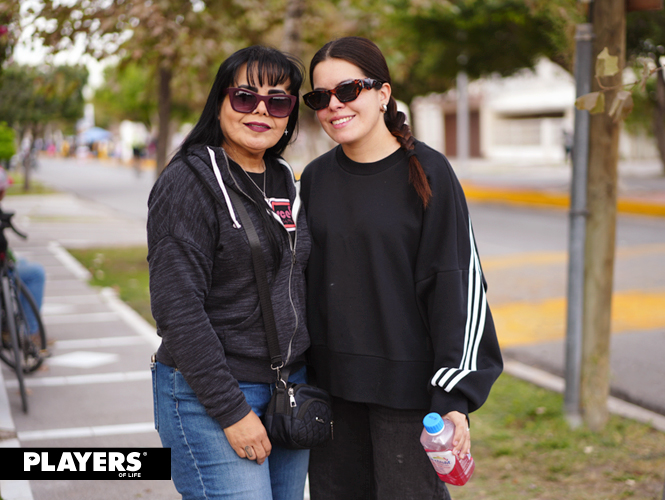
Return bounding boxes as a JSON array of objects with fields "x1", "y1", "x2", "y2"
[{"x1": 423, "y1": 412, "x2": 444, "y2": 434}]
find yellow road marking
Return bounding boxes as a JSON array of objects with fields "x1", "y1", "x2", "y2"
[
  {"x1": 482, "y1": 243, "x2": 665, "y2": 272},
  {"x1": 493, "y1": 290, "x2": 665, "y2": 347}
]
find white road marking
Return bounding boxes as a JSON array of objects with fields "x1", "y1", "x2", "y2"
[
  {"x1": 53, "y1": 336, "x2": 148, "y2": 350},
  {"x1": 5, "y1": 370, "x2": 150, "y2": 388},
  {"x1": 18, "y1": 422, "x2": 156, "y2": 441}
]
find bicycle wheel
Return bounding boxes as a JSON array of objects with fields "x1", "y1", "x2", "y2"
[
  {"x1": 2, "y1": 275, "x2": 28, "y2": 413},
  {"x1": 16, "y1": 278, "x2": 48, "y2": 372},
  {"x1": 0, "y1": 277, "x2": 47, "y2": 372}
]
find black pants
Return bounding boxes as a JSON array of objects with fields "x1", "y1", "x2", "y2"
[{"x1": 309, "y1": 397, "x2": 451, "y2": 500}]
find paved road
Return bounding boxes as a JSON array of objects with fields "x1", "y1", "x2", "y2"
[
  {"x1": 471, "y1": 202, "x2": 665, "y2": 415},
  {"x1": 29, "y1": 156, "x2": 155, "y2": 222}
]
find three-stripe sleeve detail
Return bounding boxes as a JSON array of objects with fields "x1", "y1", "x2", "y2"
[{"x1": 431, "y1": 219, "x2": 488, "y2": 393}]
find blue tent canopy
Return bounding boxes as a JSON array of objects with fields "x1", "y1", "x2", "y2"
[{"x1": 80, "y1": 126, "x2": 112, "y2": 143}]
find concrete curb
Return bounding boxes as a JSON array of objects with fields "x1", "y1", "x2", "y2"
[
  {"x1": 504, "y1": 361, "x2": 665, "y2": 432},
  {"x1": 462, "y1": 182, "x2": 665, "y2": 218}
]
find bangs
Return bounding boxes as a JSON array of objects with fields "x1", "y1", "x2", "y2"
[{"x1": 244, "y1": 58, "x2": 294, "y2": 92}]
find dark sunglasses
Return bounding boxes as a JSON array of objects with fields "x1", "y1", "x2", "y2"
[
  {"x1": 303, "y1": 78, "x2": 384, "y2": 110},
  {"x1": 223, "y1": 87, "x2": 297, "y2": 118}
]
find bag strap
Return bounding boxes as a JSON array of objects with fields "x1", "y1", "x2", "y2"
[
  {"x1": 183, "y1": 147, "x2": 286, "y2": 379},
  {"x1": 225, "y1": 187, "x2": 284, "y2": 371}
]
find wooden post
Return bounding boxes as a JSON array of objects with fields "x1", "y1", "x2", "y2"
[{"x1": 580, "y1": 0, "x2": 626, "y2": 432}]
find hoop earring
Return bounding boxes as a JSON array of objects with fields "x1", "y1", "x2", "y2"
[{"x1": 381, "y1": 103, "x2": 388, "y2": 113}]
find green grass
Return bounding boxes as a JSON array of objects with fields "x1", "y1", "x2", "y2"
[
  {"x1": 67, "y1": 245, "x2": 665, "y2": 500},
  {"x1": 67, "y1": 246, "x2": 154, "y2": 326},
  {"x1": 6, "y1": 171, "x2": 56, "y2": 195},
  {"x1": 450, "y1": 376, "x2": 665, "y2": 500}
]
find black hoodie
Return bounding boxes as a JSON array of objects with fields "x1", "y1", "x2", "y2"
[{"x1": 147, "y1": 145, "x2": 311, "y2": 429}]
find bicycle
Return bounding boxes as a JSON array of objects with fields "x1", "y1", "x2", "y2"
[{"x1": 0, "y1": 209, "x2": 48, "y2": 413}]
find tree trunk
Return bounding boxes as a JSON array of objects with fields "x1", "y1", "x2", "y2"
[
  {"x1": 652, "y1": 56, "x2": 665, "y2": 175},
  {"x1": 282, "y1": 0, "x2": 305, "y2": 57},
  {"x1": 580, "y1": 0, "x2": 626, "y2": 432},
  {"x1": 155, "y1": 65, "x2": 172, "y2": 178},
  {"x1": 22, "y1": 126, "x2": 36, "y2": 192}
]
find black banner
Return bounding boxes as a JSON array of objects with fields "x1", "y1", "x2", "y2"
[{"x1": 0, "y1": 448, "x2": 171, "y2": 480}]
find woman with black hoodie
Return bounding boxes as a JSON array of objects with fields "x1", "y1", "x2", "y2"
[{"x1": 147, "y1": 46, "x2": 310, "y2": 500}]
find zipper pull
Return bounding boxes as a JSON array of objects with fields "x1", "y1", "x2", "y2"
[
  {"x1": 291, "y1": 250, "x2": 297, "y2": 266},
  {"x1": 288, "y1": 387, "x2": 297, "y2": 407}
]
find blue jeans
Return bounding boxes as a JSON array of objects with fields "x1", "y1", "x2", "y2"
[
  {"x1": 15, "y1": 259, "x2": 45, "y2": 334},
  {"x1": 152, "y1": 361, "x2": 309, "y2": 500}
]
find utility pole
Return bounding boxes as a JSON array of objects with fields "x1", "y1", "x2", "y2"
[
  {"x1": 564, "y1": 20, "x2": 593, "y2": 428},
  {"x1": 456, "y1": 70, "x2": 470, "y2": 167},
  {"x1": 579, "y1": 0, "x2": 625, "y2": 432}
]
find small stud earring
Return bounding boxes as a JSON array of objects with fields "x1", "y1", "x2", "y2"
[
  {"x1": 381, "y1": 103, "x2": 388, "y2": 113},
  {"x1": 284, "y1": 129, "x2": 288, "y2": 135}
]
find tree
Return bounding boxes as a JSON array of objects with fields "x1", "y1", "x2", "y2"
[
  {"x1": 0, "y1": 63, "x2": 87, "y2": 188},
  {"x1": 0, "y1": 0, "x2": 20, "y2": 76},
  {"x1": 376, "y1": 0, "x2": 583, "y2": 103},
  {"x1": 0, "y1": 121, "x2": 15, "y2": 167},
  {"x1": 30, "y1": 0, "x2": 290, "y2": 176},
  {"x1": 579, "y1": 0, "x2": 626, "y2": 432},
  {"x1": 626, "y1": 9, "x2": 665, "y2": 174},
  {"x1": 93, "y1": 62, "x2": 157, "y2": 131}
]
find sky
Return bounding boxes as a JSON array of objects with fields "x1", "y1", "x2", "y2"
[{"x1": 13, "y1": 1, "x2": 110, "y2": 92}]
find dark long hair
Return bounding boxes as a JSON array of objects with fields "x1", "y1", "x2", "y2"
[
  {"x1": 177, "y1": 46, "x2": 304, "y2": 262},
  {"x1": 309, "y1": 37, "x2": 432, "y2": 209}
]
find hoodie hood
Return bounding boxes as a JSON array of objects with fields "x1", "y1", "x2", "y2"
[{"x1": 183, "y1": 145, "x2": 302, "y2": 233}]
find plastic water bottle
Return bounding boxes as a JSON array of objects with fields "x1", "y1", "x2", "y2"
[{"x1": 420, "y1": 412, "x2": 475, "y2": 486}]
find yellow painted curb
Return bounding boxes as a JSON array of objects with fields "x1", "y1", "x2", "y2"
[
  {"x1": 461, "y1": 182, "x2": 665, "y2": 218},
  {"x1": 462, "y1": 183, "x2": 570, "y2": 209}
]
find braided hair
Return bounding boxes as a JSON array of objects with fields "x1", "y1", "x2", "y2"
[{"x1": 309, "y1": 37, "x2": 432, "y2": 208}]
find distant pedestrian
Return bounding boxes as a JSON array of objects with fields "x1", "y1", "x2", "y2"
[
  {"x1": 300, "y1": 36, "x2": 503, "y2": 500},
  {"x1": 563, "y1": 129, "x2": 573, "y2": 163},
  {"x1": 131, "y1": 144, "x2": 143, "y2": 177},
  {"x1": 147, "y1": 46, "x2": 310, "y2": 500}
]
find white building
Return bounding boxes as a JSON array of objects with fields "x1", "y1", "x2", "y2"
[{"x1": 411, "y1": 57, "x2": 658, "y2": 164}]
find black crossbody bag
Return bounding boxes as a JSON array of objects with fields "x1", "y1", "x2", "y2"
[
  {"x1": 225, "y1": 186, "x2": 333, "y2": 450},
  {"x1": 188, "y1": 149, "x2": 333, "y2": 450}
]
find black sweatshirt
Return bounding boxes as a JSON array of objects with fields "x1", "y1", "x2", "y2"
[
  {"x1": 300, "y1": 142, "x2": 502, "y2": 419},
  {"x1": 147, "y1": 145, "x2": 311, "y2": 429}
]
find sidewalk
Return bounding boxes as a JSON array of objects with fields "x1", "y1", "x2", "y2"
[{"x1": 0, "y1": 193, "x2": 177, "y2": 500}]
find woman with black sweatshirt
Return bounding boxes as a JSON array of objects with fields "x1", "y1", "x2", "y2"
[{"x1": 300, "y1": 37, "x2": 503, "y2": 499}]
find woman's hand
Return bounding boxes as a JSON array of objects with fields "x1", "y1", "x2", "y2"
[
  {"x1": 223, "y1": 411, "x2": 272, "y2": 465},
  {"x1": 442, "y1": 410, "x2": 471, "y2": 458}
]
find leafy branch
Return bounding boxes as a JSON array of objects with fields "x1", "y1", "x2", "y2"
[{"x1": 575, "y1": 47, "x2": 663, "y2": 122}]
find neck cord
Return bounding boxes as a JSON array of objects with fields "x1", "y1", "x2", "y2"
[{"x1": 242, "y1": 160, "x2": 267, "y2": 198}]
